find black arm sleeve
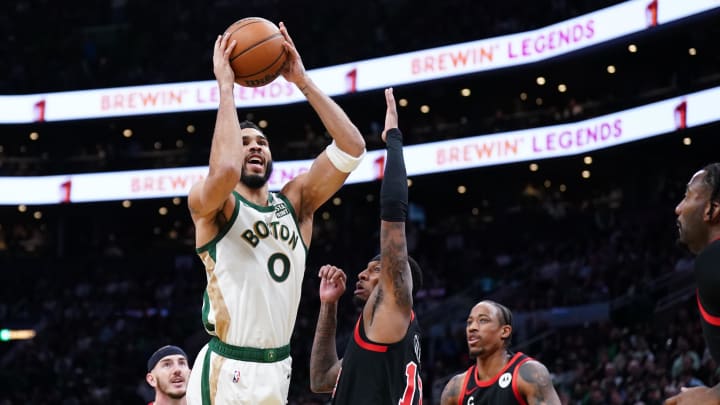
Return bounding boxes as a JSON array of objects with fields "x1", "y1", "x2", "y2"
[
  {"x1": 695, "y1": 239, "x2": 720, "y2": 362},
  {"x1": 380, "y1": 128, "x2": 407, "y2": 223}
]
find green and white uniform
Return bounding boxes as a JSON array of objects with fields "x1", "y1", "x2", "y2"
[{"x1": 187, "y1": 191, "x2": 307, "y2": 405}]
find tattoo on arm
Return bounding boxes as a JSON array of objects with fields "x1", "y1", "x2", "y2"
[
  {"x1": 310, "y1": 302, "x2": 341, "y2": 392},
  {"x1": 380, "y1": 222, "x2": 412, "y2": 307},
  {"x1": 440, "y1": 375, "x2": 462, "y2": 405},
  {"x1": 519, "y1": 361, "x2": 560, "y2": 405}
]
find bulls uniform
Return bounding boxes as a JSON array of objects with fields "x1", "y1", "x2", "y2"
[
  {"x1": 457, "y1": 352, "x2": 532, "y2": 405},
  {"x1": 187, "y1": 191, "x2": 307, "y2": 405},
  {"x1": 695, "y1": 239, "x2": 720, "y2": 363},
  {"x1": 331, "y1": 312, "x2": 423, "y2": 405}
]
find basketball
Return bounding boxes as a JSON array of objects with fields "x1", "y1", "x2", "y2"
[{"x1": 224, "y1": 17, "x2": 288, "y2": 88}]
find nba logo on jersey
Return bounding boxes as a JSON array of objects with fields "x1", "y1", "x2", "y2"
[
  {"x1": 232, "y1": 370, "x2": 241, "y2": 383},
  {"x1": 498, "y1": 372, "x2": 512, "y2": 388}
]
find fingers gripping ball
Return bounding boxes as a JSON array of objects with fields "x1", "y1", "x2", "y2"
[{"x1": 224, "y1": 17, "x2": 288, "y2": 87}]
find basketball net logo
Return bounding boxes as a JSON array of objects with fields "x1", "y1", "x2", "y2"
[{"x1": 498, "y1": 372, "x2": 512, "y2": 389}]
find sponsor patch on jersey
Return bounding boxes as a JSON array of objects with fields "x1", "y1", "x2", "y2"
[
  {"x1": 274, "y1": 202, "x2": 290, "y2": 218},
  {"x1": 498, "y1": 372, "x2": 512, "y2": 388}
]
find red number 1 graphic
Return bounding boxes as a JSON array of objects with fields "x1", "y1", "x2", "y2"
[
  {"x1": 345, "y1": 68, "x2": 357, "y2": 93},
  {"x1": 398, "y1": 362, "x2": 422, "y2": 405},
  {"x1": 60, "y1": 179, "x2": 72, "y2": 203},
  {"x1": 374, "y1": 154, "x2": 385, "y2": 180}
]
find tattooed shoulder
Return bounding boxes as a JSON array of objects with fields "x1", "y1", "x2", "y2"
[
  {"x1": 440, "y1": 373, "x2": 464, "y2": 405},
  {"x1": 519, "y1": 360, "x2": 552, "y2": 386}
]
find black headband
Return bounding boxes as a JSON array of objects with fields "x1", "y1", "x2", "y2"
[{"x1": 147, "y1": 345, "x2": 187, "y2": 372}]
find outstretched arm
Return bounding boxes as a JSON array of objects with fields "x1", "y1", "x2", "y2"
[
  {"x1": 310, "y1": 265, "x2": 347, "y2": 393},
  {"x1": 364, "y1": 88, "x2": 413, "y2": 343},
  {"x1": 517, "y1": 360, "x2": 561, "y2": 405},
  {"x1": 278, "y1": 22, "x2": 365, "y2": 217}
]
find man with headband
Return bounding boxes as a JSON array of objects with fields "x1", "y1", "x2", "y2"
[{"x1": 146, "y1": 345, "x2": 190, "y2": 405}]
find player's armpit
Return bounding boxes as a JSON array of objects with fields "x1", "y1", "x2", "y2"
[{"x1": 518, "y1": 361, "x2": 562, "y2": 405}]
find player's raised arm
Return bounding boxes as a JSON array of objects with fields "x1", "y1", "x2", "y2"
[
  {"x1": 277, "y1": 22, "x2": 366, "y2": 216},
  {"x1": 189, "y1": 33, "x2": 243, "y2": 222},
  {"x1": 364, "y1": 88, "x2": 413, "y2": 343}
]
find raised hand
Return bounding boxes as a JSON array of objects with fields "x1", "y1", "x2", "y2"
[
  {"x1": 213, "y1": 33, "x2": 236, "y2": 87},
  {"x1": 278, "y1": 22, "x2": 307, "y2": 87},
  {"x1": 318, "y1": 265, "x2": 347, "y2": 304},
  {"x1": 381, "y1": 88, "x2": 398, "y2": 143}
]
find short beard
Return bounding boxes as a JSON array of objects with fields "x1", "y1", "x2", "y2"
[
  {"x1": 241, "y1": 160, "x2": 273, "y2": 189},
  {"x1": 352, "y1": 295, "x2": 366, "y2": 308}
]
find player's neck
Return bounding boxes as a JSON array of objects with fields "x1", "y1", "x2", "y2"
[
  {"x1": 236, "y1": 184, "x2": 270, "y2": 206},
  {"x1": 474, "y1": 349, "x2": 511, "y2": 381}
]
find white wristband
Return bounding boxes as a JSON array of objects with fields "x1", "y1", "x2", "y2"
[{"x1": 325, "y1": 140, "x2": 366, "y2": 173}]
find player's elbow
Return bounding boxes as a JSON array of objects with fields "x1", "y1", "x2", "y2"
[
  {"x1": 309, "y1": 377, "x2": 333, "y2": 394},
  {"x1": 338, "y1": 130, "x2": 366, "y2": 157}
]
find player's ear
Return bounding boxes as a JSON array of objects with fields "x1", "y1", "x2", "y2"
[
  {"x1": 707, "y1": 201, "x2": 720, "y2": 223},
  {"x1": 501, "y1": 325, "x2": 512, "y2": 340},
  {"x1": 146, "y1": 372, "x2": 156, "y2": 388}
]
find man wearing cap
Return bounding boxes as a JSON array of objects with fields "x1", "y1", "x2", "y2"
[{"x1": 146, "y1": 345, "x2": 191, "y2": 405}]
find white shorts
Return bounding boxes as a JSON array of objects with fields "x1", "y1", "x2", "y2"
[{"x1": 186, "y1": 338, "x2": 292, "y2": 405}]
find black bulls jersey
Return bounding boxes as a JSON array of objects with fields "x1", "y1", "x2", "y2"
[
  {"x1": 457, "y1": 352, "x2": 532, "y2": 405},
  {"x1": 331, "y1": 311, "x2": 423, "y2": 405}
]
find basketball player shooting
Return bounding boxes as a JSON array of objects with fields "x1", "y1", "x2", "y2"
[{"x1": 185, "y1": 21, "x2": 366, "y2": 405}]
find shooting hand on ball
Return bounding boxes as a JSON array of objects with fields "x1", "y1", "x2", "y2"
[
  {"x1": 278, "y1": 22, "x2": 309, "y2": 90},
  {"x1": 213, "y1": 33, "x2": 237, "y2": 88}
]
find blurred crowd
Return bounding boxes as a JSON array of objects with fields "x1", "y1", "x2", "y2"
[{"x1": 1, "y1": 139, "x2": 715, "y2": 403}]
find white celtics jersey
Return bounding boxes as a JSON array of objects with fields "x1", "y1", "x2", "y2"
[{"x1": 196, "y1": 191, "x2": 308, "y2": 348}]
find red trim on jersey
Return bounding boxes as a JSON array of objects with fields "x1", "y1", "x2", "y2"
[
  {"x1": 474, "y1": 352, "x2": 525, "y2": 387},
  {"x1": 458, "y1": 367, "x2": 475, "y2": 405},
  {"x1": 698, "y1": 289, "x2": 720, "y2": 326},
  {"x1": 353, "y1": 317, "x2": 388, "y2": 352},
  {"x1": 511, "y1": 357, "x2": 532, "y2": 405}
]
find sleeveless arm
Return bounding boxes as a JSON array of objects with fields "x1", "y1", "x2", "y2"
[
  {"x1": 517, "y1": 360, "x2": 561, "y2": 405},
  {"x1": 277, "y1": 25, "x2": 365, "y2": 222},
  {"x1": 364, "y1": 89, "x2": 414, "y2": 343},
  {"x1": 440, "y1": 374, "x2": 464, "y2": 405},
  {"x1": 309, "y1": 300, "x2": 343, "y2": 393}
]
